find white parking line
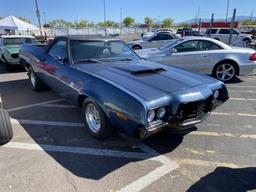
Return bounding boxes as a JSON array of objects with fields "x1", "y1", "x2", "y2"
[
  {"x1": 227, "y1": 85, "x2": 256, "y2": 89},
  {"x1": 40, "y1": 104, "x2": 76, "y2": 109},
  {"x1": 119, "y1": 134, "x2": 178, "y2": 192},
  {"x1": 211, "y1": 111, "x2": 256, "y2": 118},
  {"x1": 120, "y1": 164, "x2": 174, "y2": 192},
  {"x1": 7, "y1": 99, "x2": 64, "y2": 112},
  {"x1": 229, "y1": 90, "x2": 256, "y2": 93},
  {"x1": 229, "y1": 97, "x2": 256, "y2": 101},
  {"x1": 190, "y1": 131, "x2": 256, "y2": 139},
  {"x1": 3, "y1": 142, "x2": 151, "y2": 160},
  {"x1": 11, "y1": 118, "x2": 84, "y2": 127}
]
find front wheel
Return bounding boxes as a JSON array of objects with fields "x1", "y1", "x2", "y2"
[
  {"x1": 213, "y1": 63, "x2": 237, "y2": 82},
  {"x1": 28, "y1": 67, "x2": 46, "y2": 91},
  {"x1": 82, "y1": 99, "x2": 113, "y2": 139}
]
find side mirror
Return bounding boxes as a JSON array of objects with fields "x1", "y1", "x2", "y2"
[
  {"x1": 170, "y1": 48, "x2": 177, "y2": 54},
  {"x1": 55, "y1": 56, "x2": 69, "y2": 64}
]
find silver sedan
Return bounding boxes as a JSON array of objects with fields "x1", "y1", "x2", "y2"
[
  {"x1": 136, "y1": 37, "x2": 256, "y2": 82},
  {"x1": 127, "y1": 32, "x2": 180, "y2": 50}
]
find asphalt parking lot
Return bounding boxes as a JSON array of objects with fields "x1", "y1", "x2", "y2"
[{"x1": 0, "y1": 63, "x2": 256, "y2": 192}]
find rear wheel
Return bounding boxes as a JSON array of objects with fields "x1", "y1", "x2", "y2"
[
  {"x1": 132, "y1": 45, "x2": 142, "y2": 50},
  {"x1": 28, "y1": 67, "x2": 46, "y2": 91},
  {"x1": 213, "y1": 62, "x2": 237, "y2": 82},
  {"x1": 0, "y1": 108, "x2": 13, "y2": 145},
  {"x1": 82, "y1": 98, "x2": 113, "y2": 140}
]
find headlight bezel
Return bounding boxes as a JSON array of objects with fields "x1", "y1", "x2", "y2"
[
  {"x1": 213, "y1": 90, "x2": 220, "y2": 99},
  {"x1": 156, "y1": 107, "x2": 166, "y2": 119},
  {"x1": 147, "y1": 110, "x2": 156, "y2": 123}
]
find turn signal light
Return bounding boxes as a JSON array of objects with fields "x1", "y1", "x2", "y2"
[{"x1": 249, "y1": 53, "x2": 256, "y2": 61}]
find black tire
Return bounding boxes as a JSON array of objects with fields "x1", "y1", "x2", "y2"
[
  {"x1": 132, "y1": 45, "x2": 142, "y2": 50},
  {"x1": 0, "y1": 109, "x2": 13, "y2": 145},
  {"x1": 82, "y1": 98, "x2": 113, "y2": 140},
  {"x1": 212, "y1": 62, "x2": 237, "y2": 82},
  {"x1": 28, "y1": 67, "x2": 46, "y2": 91},
  {"x1": 2, "y1": 56, "x2": 12, "y2": 71}
]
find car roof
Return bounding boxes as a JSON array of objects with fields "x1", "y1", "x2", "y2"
[
  {"x1": 56, "y1": 35, "x2": 119, "y2": 41},
  {"x1": 0, "y1": 35, "x2": 35, "y2": 38}
]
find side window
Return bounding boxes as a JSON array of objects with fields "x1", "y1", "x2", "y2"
[
  {"x1": 0, "y1": 38, "x2": 2, "y2": 46},
  {"x1": 206, "y1": 41, "x2": 223, "y2": 50},
  {"x1": 219, "y1": 29, "x2": 230, "y2": 34},
  {"x1": 151, "y1": 35, "x2": 160, "y2": 41},
  {"x1": 48, "y1": 40, "x2": 68, "y2": 62},
  {"x1": 232, "y1": 29, "x2": 239, "y2": 35},
  {"x1": 175, "y1": 40, "x2": 200, "y2": 52}
]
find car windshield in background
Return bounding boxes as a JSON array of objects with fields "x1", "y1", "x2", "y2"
[
  {"x1": 160, "y1": 39, "x2": 180, "y2": 50},
  {"x1": 70, "y1": 40, "x2": 140, "y2": 63},
  {"x1": 3, "y1": 38, "x2": 36, "y2": 45}
]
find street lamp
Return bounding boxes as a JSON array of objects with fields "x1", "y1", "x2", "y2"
[
  {"x1": 225, "y1": 0, "x2": 230, "y2": 23},
  {"x1": 103, "y1": 0, "x2": 107, "y2": 36}
]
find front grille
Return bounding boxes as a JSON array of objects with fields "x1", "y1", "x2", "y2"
[
  {"x1": 11, "y1": 53, "x2": 19, "y2": 58},
  {"x1": 177, "y1": 97, "x2": 212, "y2": 124}
]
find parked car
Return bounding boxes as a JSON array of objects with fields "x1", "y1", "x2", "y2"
[
  {"x1": 0, "y1": 35, "x2": 38, "y2": 69},
  {"x1": 205, "y1": 28, "x2": 252, "y2": 45},
  {"x1": 177, "y1": 28, "x2": 201, "y2": 36},
  {"x1": 127, "y1": 32, "x2": 180, "y2": 50},
  {"x1": 20, "y1": 35, "x2": 228, "y2": 139},
  {"x1": 136, "y1": 37, "x2": 256, "y2": 82}
]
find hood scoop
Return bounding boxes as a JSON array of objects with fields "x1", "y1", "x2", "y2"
[{"x1": 131, "y1": 68, "x2": 166, "y2": 76}]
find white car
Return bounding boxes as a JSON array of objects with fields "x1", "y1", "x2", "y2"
[{"x1": 205, "y1": 28, "x2": 252, "y2": 46}]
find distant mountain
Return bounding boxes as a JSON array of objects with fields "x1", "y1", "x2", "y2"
[{"x1": 181, "y1": 16, "x2": 256, "y2": 24}]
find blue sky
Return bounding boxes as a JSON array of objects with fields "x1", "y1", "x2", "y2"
[{"x1": 0, "y1": 0, "x2": 255, "y2": 25}]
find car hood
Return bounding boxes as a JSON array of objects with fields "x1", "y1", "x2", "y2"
[
  {"x1": 3, "y1": 44, "x2": 20, "y2": 54},
  {"x1": 136, "y1": 48, "x2": 166, "y2": 58},
  {"x1": 74, "y1": 61, "x2": 217, "y2": 101}
]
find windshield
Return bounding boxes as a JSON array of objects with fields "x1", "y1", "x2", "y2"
[
  {"x1": 70, "y1": 40, "x2": 140, "y2": 63},
  {"x1": 160, "y1": 39, "x2": 180, "y2": 50},
  {"x1": 3, "y1": 38, "x2": 37, "y2": 45}
]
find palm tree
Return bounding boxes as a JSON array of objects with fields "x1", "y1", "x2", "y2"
[{"x1": 144, "y1": 17, "x2": 153, "y2": 32}]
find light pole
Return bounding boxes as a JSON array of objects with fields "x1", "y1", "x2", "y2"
[
  {"x1": 103, "y1": 0, "x2": 107, "y2": 36},
  {"x1": 35, "y1": 0, "x2": 42, "y2": 35},
  {"x1": 225, "y1": 0, "x2": 230, "y2": 23},
  {"x1": 120, "y1": 8, "x2": 123, "y2": 35},
  {"x1": 43, "y1": 12, "x2": 46, "y2": 26}
]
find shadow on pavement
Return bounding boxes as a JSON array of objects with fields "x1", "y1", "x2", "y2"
[
  {"x1": 0, "y1": 71, "x2": 185, "y2": 180},
  {"x1": 187, "y1": 167, "x2": 256, "y2": 192}
]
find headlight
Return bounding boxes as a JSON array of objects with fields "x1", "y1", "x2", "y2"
[
  {"x1": 157, "y1": 107, "x2": 166, "y2": 119},
  {"x1": 147, "y1": 110, "x2": 155, "y2": 123},
  {"x1": 213, "y1": 90, "x2": 219, "y2": 99}
]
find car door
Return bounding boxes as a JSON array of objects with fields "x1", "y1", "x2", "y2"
[
  {"x1": 145, "y1": 34, "x2": 174, "y2": 48},
  {"x1": 41, "y1": 38, "x2": 73, "y2": 97},
  {"x1": 162, "y1": 40, "x2": 211, "y2": 73}
]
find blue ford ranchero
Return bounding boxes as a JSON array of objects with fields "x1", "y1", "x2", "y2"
[{"x1": 19, "y1": 35, "x2": 229, "y2": 139}]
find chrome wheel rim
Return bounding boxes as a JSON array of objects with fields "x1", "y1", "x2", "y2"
[
  {"x1": 216, "y1": 64, "x2": 235, "y2": 81},
  {"x1": 85, "y1": 103, "x2": 101, "y2": 133},
  {"x1": 30, "y1": 70, "x2": 36, "y2": 88}
]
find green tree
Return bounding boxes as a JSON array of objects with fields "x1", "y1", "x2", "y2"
[
  {"x1": 241, "y1": 19, "x2": 256, "y2": 25},
  {"x1": 97, "y1": 20, "x2": 119, "y2": 28},
  {"x1": 123, "y1": 17, "x2": 135, "y2": 27},
  {"x1": 144, "y1": 17, "x2": 153, "y2": 31},
  {"x1": 162, "y1": 18, "x2": 173, "y2": 28},
  {"x1": 48, "y1": 19, "x2": 73, "y2": 27},
  {"x1": 176, "y1": 22, "x2": 190, "y2": 28}
]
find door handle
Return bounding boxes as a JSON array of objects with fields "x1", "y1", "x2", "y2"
[{"x1": 201, "y1": 55, "x2": 208, "y2": 58}]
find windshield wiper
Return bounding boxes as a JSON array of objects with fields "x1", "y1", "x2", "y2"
[{"x1": 74, "y1": 59, "x2": 101, "y2": 63}]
